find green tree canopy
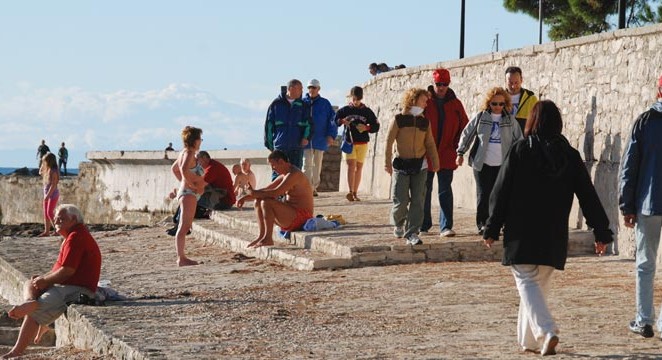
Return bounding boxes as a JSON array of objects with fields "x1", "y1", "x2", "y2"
[{"x1": 503, "y1": 0, "x2": 662, "y2": 41}]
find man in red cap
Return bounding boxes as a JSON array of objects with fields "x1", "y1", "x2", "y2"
[
  {"x1": 621, "y1": 73, "x2": 662, "y2": 339},
  {"x1": 422, "y1": 68, "x2": 469, "y2": 238}
]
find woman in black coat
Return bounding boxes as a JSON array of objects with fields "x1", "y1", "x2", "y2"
[{"x1": 483, "y1": 100, "x2": 613, "y2": 355}]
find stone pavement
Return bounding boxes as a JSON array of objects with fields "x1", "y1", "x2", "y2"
[
  {"x1": 193, "y1": 192, "x2": 597, "y2": 270},
  {"x1": 1, "y1": 193, "x2": 654, "y2": 359}
]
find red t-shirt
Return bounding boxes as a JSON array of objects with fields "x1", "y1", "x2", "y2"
[
  {"x1": 51, "y1": 223, "x2": 102, "y2": 293},
  {"x1": 204, "y1": 159, "x2": 236, "y2": 207}
]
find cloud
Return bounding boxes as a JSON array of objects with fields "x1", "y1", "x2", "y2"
[{"x1": 0, "y1": 83, "x2": 267, "y2": 166}]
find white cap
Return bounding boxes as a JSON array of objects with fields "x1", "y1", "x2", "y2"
[{"x1": 307, "y1": 79, "x2": 321, "y2": 88}]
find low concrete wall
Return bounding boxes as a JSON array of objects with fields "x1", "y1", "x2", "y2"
[{"x1": 0, "y1": 145, "x2": 341, "y2": 226}]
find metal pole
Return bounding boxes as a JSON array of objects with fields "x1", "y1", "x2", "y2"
[
  {"x1": 460, "y1": 0, "x2": 465, "y2": 58},
  {"x1": 618, "y1": 0, "x2": 626, "y2": 29},
  {"x1": 538, "y1": 0, "x2": 543, "y2": 44},
  {"x1": 496, "y1": 33, "x2": 499, "y2": 52}
]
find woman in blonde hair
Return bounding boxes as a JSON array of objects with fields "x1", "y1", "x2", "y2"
[
  {"x1": 171, "y1": 126, "x2": 205, "y2": 266},
  {"x1": 39, "y1": 153, "x2": 59, "y2": 237},
  {"x1": 384, "y1": 88, "x2": 439, "y2": 246},
  {"x1": 456, "y1": 87, "x2": 523, "y2": 234}
]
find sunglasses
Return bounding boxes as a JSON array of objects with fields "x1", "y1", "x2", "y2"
[
  {"x1": 435, "y1": 82, "x2": 449, "y2": 87},
  {"x1": 490, "y1": 102, "x2": 506, "y2": 107}
]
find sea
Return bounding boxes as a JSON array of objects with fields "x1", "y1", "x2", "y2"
[{"x1": 0, "y1": 167, "x2": 78, "y2": 176}]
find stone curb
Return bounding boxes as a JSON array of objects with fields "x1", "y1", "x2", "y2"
[{"x1": 0, "y1": 256, "x2": 147, "y2": 359}]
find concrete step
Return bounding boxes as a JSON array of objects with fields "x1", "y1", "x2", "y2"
[{"x1": 191, "y1": 220, "x2": 353, "y2": 271}]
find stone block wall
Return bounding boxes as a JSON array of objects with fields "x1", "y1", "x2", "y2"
[{"x1": 343, "y1": 24, "x2": 662, "y2": 259}]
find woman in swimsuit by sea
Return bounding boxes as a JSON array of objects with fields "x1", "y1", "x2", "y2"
[
  {"x1": 38, "y1": 152, "x2": 59, "y2": 237},
  {"x1": 171, "y1": 126, "x2": 206, "y2": 266}
]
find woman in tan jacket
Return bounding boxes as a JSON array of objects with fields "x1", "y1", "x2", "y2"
[{"x1": 385, "y1": 88, "x2": 440, "y2": 245}]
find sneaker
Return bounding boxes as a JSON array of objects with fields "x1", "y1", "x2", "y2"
[
  {"x1": 629, "y1": 320, "x2": 654, "y2": 338},
  {"x1": 393, "y1": 226, "x2": 405, "y2": 238},
  {"x1": 346, "y1": 192, "x2": 355, "y2": 202},
  {"x1": 541, "y1": 333, "x2": 559, "y2": 356},
  {"x1": 478, "y1": 226, "x2": 485, "y2": 235},
  {"x1": 440, "y1": 229, "x2": 456, "y2": 237},
  {"x1": 406, "y1": 233, "x2": 423, "y2": 246},
  {"x1": 313, "y1": 190, "x2": 318, "y2": 197}
]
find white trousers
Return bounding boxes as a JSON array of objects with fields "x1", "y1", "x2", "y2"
[
  {"x1": 511, "y1": 264, "x2": 559, "y2": 351},
  {"x1": 302, "y1": 149, "x2": 324, "y2": 191}
]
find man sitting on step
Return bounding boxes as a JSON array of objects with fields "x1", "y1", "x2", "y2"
[
  {"x1": 237, "y1": 150, "x2": 314, "y2": 248},
  {"x1": 2, "y1": 204, "x2": 101, "y2": 359}
]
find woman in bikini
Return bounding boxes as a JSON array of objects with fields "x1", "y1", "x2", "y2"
[
  {"x1": 39, "y1": 153, "x2": 59, "y2": 237},
  {"x1": 171, "y1": 126, "x2": 205, "y2": 266}
]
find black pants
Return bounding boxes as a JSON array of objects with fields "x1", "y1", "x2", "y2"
[{"x1": 473, "y1": 164, "x2": 500, "y2": 230}]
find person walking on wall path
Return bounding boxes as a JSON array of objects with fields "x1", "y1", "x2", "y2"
[
  {"x1": 385, "y1": 88, "x2": 439, "y2": 246},
  {"x1": 302, "y1": 78, "x2": 337, "y2": 196},
  {"x1": 36, "y1": 139, "x2": 50, "y2": 170},
  {"x1": 505, "y1": 66, "x2": 538, "y2": 131},
  {"x1": 335, "y1": 86, "x2": 380, "y2": 202},
  {"x1": 621, "y1": 73, "x2": 662, "y2": 339},
  {"x1": 484, "y1": 100, "x2": 613, "y2": 355},
  {"x1": 421, "y1": 68, "x2": 469, "y2": 238}
]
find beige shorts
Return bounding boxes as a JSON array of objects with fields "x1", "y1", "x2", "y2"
[
  {"x1": 342, "y1": 143, "x2": 368, "y2": 163},
  {"x1": 32, "y1": 285, "x2": 94, "y2": 326}
]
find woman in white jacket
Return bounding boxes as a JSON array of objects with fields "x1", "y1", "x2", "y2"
[{"x1": 456, "y1": 87, "x2": 523, "y2": 234}]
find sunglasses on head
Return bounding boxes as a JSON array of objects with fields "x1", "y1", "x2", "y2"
[
  {"x1": 435, "y1": 82, "x2": 449, "y2": 87},
  {"x1": 490, "y1": 102, "x2": 506, "y2": 107}
]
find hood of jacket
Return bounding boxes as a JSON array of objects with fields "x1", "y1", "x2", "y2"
[{"x1": 525, "y1": 134, "x2": 572, "y2": 179}]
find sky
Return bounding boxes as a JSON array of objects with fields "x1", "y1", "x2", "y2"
[{"x1": 0, "y1": 0, "x2": 550, "y2": 168}]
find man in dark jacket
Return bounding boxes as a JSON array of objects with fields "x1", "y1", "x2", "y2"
[
  {"x1": 422, "y1": 68, "x2": 469, "y2": 237},
  {"x1": 620, "y1": 74, "x2": 662, "y2": 339},
  {"x1": 264, "y1": 79, "x2": 311, "y2": 172}
]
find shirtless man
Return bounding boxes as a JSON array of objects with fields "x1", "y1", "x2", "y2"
[{"x1": 237, "y1": 150, "x2": 314, "y2": 248}]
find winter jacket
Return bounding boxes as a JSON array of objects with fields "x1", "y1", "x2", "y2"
[
  {"x1": 619, "y1": 101, "x2": 662, "y2": 216},
  {"x1": 335, "y1": 103, "x2": 379, "y2": 144},
  {"x1": 303, "y1": 94, "x2": 337, "y2": 151},
  {"x1": 385, "y1": 113, "x2": 440, "y2": 171},
  {"x1": 264, "y1": 93, "x2": 312, "y2": 151},
  {"x1": 456, "y1": 110, "x2": 523, "y2": 171},
  {"x1": 424, "y1": 88, "x2": 469, "y2": 170},
  {"x1": 484, "y1": 135, "x2": 613, "y2": 270},
  {"x1": 513, "y1": 88, "x2": 538, "y2": 129}
]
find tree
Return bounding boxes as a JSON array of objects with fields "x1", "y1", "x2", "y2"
[{"x1": 503, "y1": 0, "x2": 662, "y2": 41}]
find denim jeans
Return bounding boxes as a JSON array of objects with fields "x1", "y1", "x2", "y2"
[
  {"x1": 422, "y1": 169, "x2": 454, "y2": 232},
  {"x1": 511, "y1": 264, "x2": 558, "y2": 351},
  {"x1": 634, "y1": 213, "x2": 662, "y2": 329},
  {"x1": 474, "y1": 164, "x2": 500, "y2": 231},
  {"x1": 391, "y1": 170, "x2": 427, "y2": 239}
]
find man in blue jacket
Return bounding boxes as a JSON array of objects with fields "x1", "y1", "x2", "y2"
[
  {"x1": 302, "y1": 79, "x2": 337, "y2": 196},
  {"x1": 620, "y1": 74, "x2": 662, "y2": 339},
  {"x1": 264, "y1": 79, "x2": 311, "y2": 173}
]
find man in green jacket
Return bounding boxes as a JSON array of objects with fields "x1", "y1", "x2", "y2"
[{"x1": 505, "y1": 66, "x2": 538, "y2": 131}]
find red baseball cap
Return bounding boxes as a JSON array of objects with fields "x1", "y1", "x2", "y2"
[{"x1": 433, "y1": 68, "x2": 451, "y2": 84}]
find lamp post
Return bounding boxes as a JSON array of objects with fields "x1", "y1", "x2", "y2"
[{"x1": 460, "y1": 0, "x2": 465, "y2": 58}]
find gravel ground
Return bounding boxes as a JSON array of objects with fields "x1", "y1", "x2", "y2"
[{"x1": 2, "y1": 224, "x2": 662, "y2": 359}]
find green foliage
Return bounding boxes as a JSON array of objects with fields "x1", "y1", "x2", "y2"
[{"x1": 503, "y1": 0, "x2": 662, "y2": 41}]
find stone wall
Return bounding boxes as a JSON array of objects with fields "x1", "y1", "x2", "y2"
[
  {"x1": 0, "y1": 146, "x2": 341, "y2": 226},
  {"x1": 341, "y1": 24, "x2": 662, "y2": 259}
]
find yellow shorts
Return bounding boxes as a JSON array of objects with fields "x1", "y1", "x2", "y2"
[{"x1": 343, "y1": 143, "x2": 368, "y2": 162}]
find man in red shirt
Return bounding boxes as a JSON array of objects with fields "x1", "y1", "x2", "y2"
[{"x1": 3, "y1": 204, "x2": 101, "y2": 359}]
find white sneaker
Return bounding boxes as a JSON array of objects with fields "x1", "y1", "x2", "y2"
[
  {"x1": 393, "y1": 226, "x2": 405, "y2": 238},
  {"x1": 440, "y1": 229, "x2": 456, "y2": 237},
  {"x1": 541, "y1": 333, "x2": 559, "y2": 356},
  {"x1": 406, "y1": 233, "x2": 423, "y2": 245}
]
